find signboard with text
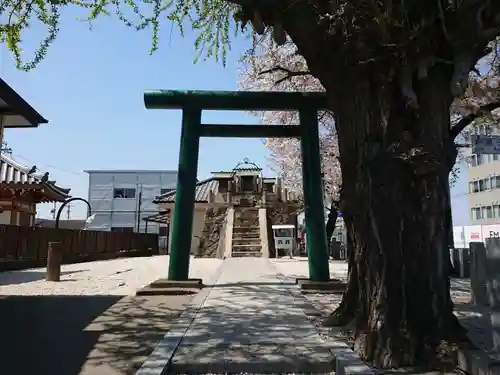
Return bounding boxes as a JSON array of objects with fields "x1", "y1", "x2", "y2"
[{"x1": 453, "y1": 224, "x2": 500, "y2": 248}]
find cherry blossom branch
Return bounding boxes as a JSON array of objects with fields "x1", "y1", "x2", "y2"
[
  {"x1": 450, "y1": 101, "x2": 500, "y2": 140},
  {"x1": 258, "y1": 65, "x2": 312, "y2": 85}
]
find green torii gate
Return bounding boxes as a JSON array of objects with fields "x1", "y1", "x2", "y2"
[{"x1": 144, "y1": 90, "x2": 331, "y2": 282}]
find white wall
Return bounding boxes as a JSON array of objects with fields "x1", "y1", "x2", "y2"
[
  {"x1": 167, "y1": 205, "x2": 207, "y2": 254},
  {"x1": 0, "y1": 210, "x2": 10, "y2": 225}
]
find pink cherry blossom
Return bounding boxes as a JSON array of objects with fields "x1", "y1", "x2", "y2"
[
  {"x1": 238, "y1": 37, "x2": 341, "y2": 202},
  {"x1": 239, "y1": 37, "x2": 500, "y2": 191}
]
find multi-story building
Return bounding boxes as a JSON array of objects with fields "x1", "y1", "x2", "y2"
[
  {"x1": 84, "y1": 169, "x2": 177, "y2": 234},
  {"x1": 465, "y1": 129, "x2": 500, "y2": 225}
]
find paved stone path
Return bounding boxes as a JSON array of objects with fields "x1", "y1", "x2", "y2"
[{"x1": 166, "y1": 258, "x2": 336, "y2": 374}]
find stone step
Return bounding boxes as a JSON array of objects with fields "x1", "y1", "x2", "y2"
[
  {"x1": 234, "y1": 216, "x2": 259, "y2": 221},
  {"x1": 234, "y1": 208, "x2": 259, "y2": 213},
  {"x1": 232, "y1": 233, "x2": 260, "y2": 239},
  {"x1": 234, "y1": 219, "x2": 259, "y2": 227},
  {"x1": 234, "y1": 222, "x2": 259, "y2": 228},
  {"x1": 233, "y1": 231, "x2": 260, "y2": 236},
  {"x1": 233, "y1": 226, "x2": 260, "y2": 233},
  {"x1": 232, "y1": 244, "x2": 262, "y2": 253},
  {"x1": 232, "y1": 238, "x2": 261, "y2": 246},
  {"x1": 234, "y1": 211, "x2": 259, "y2": 216},
  {"x1": 231, "y1": 251, "x2": 263, "y2": 257},
  {"x1": 234, "y1": 216, "x2": 258, "y2": 221},
  {"x1": 232, "y1": 238, "x2": 260, "y2": 244}
]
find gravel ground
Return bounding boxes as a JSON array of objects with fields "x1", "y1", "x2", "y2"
[
  {"x1": 0, "y1": 255, "x2": 222, "y2": 295},
  {"x1": 270, "y1": 258, "x2": 472, "y2": 311},
  {"x1": 270, "y1": 257, "x2": 348, "y2": 281},
  {"x1": 272, "y1": 259, "x2": 468, "y2": 375},
  {"x1": 0, "y1": 255, "x2": 223, "y2": 375}
]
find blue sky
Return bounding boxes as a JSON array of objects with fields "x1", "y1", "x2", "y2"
[{"x1": 0, "y1": 9, "x2": 469, "y2": 224}]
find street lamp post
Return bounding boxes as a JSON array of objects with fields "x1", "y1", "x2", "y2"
[{"x1": 55, "y1": 197, "x2": 92, "y2": 229}]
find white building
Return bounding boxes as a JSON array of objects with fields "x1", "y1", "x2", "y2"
[
  {"x1": 84, "y1": 169, "x2": 177, "y2": 234},
  {"x1": 464, "y1": 129, "x2": 500, "y2": 225}
]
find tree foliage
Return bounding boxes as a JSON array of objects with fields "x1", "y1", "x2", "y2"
[{"x1": 0, "y1": 0, "x2": 238, "y2": 70}]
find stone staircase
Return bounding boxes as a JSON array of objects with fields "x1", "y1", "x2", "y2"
[{"x1": 231, "y1": 208, "x2": 262, "y2": 257}]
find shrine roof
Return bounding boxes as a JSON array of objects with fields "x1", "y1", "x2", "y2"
[
  {"x1": 210, "y1": 167, "x2": 262, "y2": 175},
  {"x1": 0, "y1": 79, "x2": 48, "y2": 128},
  {"x1": 153, "y1": 177, "x2": 218, "y2": 204},
  {"x1": 0, "y1": 153, "x2": 71, "y2": 202},
  {"x1": 143, "y1": 210, "x2": 171, "y2": 224}
]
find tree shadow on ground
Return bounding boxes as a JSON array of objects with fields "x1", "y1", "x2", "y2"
[
  {"x1": 213, "y1": 281, "x2": 295, "y2": 288},
  {"x1": 0, "y1": 293, "x2": 193, "y2": 375},
  {"x1": 156, "y1": 275, "x2": 457, "y2": 374},
  {"x1": 139, "y1": 276, "x2": 346, "y2": 374},
  {"x1": 0, "y1": 269, "x2": 89, "y2": 286},
  {"x1": 454, "y1": 300, "x2": 494, "y2": 352}
]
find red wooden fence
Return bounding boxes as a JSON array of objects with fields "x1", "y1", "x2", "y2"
[{"x1": 0, "y1": 225, "x2": 159, "y2": 271}]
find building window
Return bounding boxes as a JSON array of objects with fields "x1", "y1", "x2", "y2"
[
  {"x1": 479, "y1": 178, "x2": 491, "y2": 191},
  {"x1": 486, "y1": 206, "x2": 494, "y2": 219},
  {"x1": 479, "y1": 154, "x2": 485, "y2": 165},
  {"x1": 471, "y1": 178, "x2": 493, "y2": 193},
  {"x1": 159, "y1": 226, "x2": 168, "y2": 237},
  {"x1": 471, "y1": 207, "x2": 482, "y2": 220},
  {"x1": 113, "y1": 188, "x2": 136, "y2": 199},
  {"x1": 218, "y1": 179, "x2": 228, "y2": 194},
  {"x1": 482, "y1": 206, "x2": 488, "y2": 219},
  {"x1": 240, "y1": 176, "x2": 254, "y2": 191},
  {"x1": 160, "y1": 188, "x2": 174, "y2": 195},
  {"x1": 470, "y1": 180, "x2": 480, "y2": 193},
  {"x1": 470, "y1": 154, "x2": 478, "y2": 167},
  {"x1": 111, "y1": 227, "x2": 134, "y2": 233},
  {"x1": 492, "y1": 176, "x2": 500, "y2": 189},
  {"x1": 264, "y1": 182, "x2": 274, "y2": 192}
]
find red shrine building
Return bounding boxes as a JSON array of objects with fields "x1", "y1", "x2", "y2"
[{"x1": 0, "y1": 79, "x2": 70, "y2": 226}]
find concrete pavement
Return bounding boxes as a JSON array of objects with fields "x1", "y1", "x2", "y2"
[{"x1": 161, "y1": 258, "x2": 338, "y2": 374}]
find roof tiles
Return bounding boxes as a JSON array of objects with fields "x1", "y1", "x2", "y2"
[
  {"x1": 154, "y1": 177, "x2": 219, "y2": 203},
  {"x1": 0, "y1": 153, "x2": 71, "y2": 199}
]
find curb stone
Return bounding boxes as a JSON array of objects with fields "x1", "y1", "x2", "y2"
[
  {"x1": 135, "y1": 262, "x2": 226, "y2": 375},
  {"x1": 270, "y1": 265, "x2": 375, "y2": 375}
]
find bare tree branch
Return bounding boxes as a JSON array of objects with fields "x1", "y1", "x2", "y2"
[
  {"x1": 450, "y1": 101, "x2": 500, "y2": 140},
  {"x1": 258, "y1": 65, "x2": 312, "y2": 85}
]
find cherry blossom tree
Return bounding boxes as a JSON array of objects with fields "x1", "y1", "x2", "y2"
[
  {"x1": 239, "y1": 37, "x2": 341, "y2": 201},
  {"x1": 237, "y1": 37, "x2": 499, "y2": 253},
  {"x1": 240, "y1": 38, "x2": 500, "y2": 192},
  {"x1": 239, "y1": 37, "x2": 342, "y2": 246}
]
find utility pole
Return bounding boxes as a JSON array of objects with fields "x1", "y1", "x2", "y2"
[
  {"x1": 66, "y1": 203, "x2": 71, "y2": 220},
  {"x1": 51, "y1": 202, "x2": 57, "y2": 219},
  {"x1": 136, "y1": 183, "x2": 143, "y2": 233}
]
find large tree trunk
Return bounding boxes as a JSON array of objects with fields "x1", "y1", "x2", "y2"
[
  {"x1": 318, "y1": 63, "x2": 468, "y2": 367},
  {"x1": 325, "y1": 217, "x2": 357, "y2": 326}
]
